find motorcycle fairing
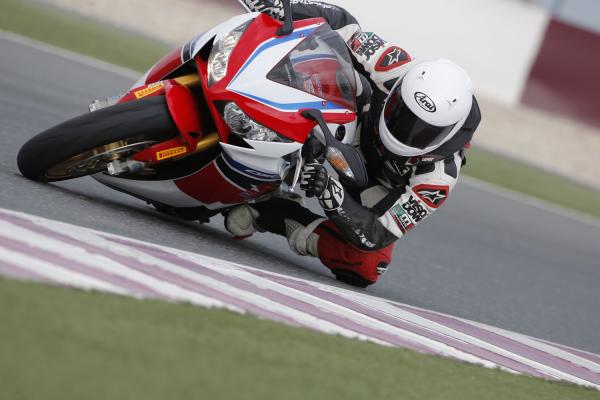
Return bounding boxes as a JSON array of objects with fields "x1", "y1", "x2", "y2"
[
  {"x1": 95, "y1": 13, "x2": 358, "y2": 211},
  {"x1": 133, "y1": 13, "x2": 260, "y2": 89},
  {"x1": 227, "y1": 24, "x2": 350, "y2": 113},
  {"x1": 200, "y1": 15, "x2": 356, "y2": 146},
  {"x1": 175, "y1": 156, "x2": 280, "y2": 207},
  {"x1": 219, "y1": 140, "x2": 302, "y2": 180}
]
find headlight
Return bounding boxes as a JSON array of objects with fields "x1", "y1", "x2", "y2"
[
  {"x1": 208, "y1": 21, "x2": 251, "y2": 86},
  {"x1": 224, "y1": 103, "x2": 291, "y2": 143}
]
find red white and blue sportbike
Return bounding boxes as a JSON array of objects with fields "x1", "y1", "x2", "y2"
[{"x1": 17, "y1": 3, "x2": 367, "y2": 222}]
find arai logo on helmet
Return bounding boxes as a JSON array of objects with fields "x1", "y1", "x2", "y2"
[{"x1": 414, "y1": 92, "x2": 436, "y2": 113}]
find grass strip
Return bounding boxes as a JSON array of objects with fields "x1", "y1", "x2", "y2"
[
  {"x1": 0, "y1": 0, "x2": 598, "y2": 218},
  {"x1": 464, "y1": 148, "x2": 600, "y2": 218},
  {"x1": 0, "y1": 0, "x2": 170, "y2": 71},
  {"x1": 1, "y1": 278, "x2": 598, "y2": 400}
]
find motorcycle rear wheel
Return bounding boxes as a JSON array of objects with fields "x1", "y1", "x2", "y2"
[{"x1": 17, "y1": 96, "x2": 178, "y2": 182}]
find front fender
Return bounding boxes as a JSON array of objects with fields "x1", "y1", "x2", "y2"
[{"x1": 165, "y1": 82, "x2": 203, "y2": 150}]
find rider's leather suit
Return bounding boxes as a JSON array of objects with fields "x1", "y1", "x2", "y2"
[{"x1": 240, "y1": 0, "x2": 482, "y2": 285}]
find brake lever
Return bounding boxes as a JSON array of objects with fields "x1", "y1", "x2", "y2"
[{"x1": 289, "y1": 148, "x2": 303, "y2": 192}]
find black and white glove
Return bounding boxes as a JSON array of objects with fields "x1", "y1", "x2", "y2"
[
  {"x1": 300, "y1": 163, "x2": 328, "y2": 198},
  {"x1": 240, "y1": 0, "x2": 284, "y2": 19},
  {"x1": 300, "y1": 163, "x2": 345, "y2": 211}
]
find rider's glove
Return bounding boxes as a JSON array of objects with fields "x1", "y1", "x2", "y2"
[
  {"x1": 224, "y1": 205, "x2": 261, "y2": 239},
  {"x1": 300, "y1": 163, "x2": 345, "y2": 211},
  {"x1": 300, "y1": 163, "x2": 328, "y2": 198}
]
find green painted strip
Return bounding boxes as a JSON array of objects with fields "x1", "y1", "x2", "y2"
[
  {"x1": 1, "y1": 278, "x2": 598, "y2": 400},
  {"x1": 464, "y1": 149, "x2": 600, "y2": 218},
  {"x1": 0, "y1": 0, "x2": 170, "y2": 71}
]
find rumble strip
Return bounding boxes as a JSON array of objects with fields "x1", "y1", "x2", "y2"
[{"x1": 0, "y1": 207, "x2": 598, "y2": 389}]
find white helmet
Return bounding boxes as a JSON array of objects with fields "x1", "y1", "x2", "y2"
[{"x1": 378, "y1": 59, "x2": 473, "y2": 157}]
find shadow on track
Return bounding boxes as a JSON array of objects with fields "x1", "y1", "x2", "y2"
[{"x1": 9, "y1": 173, "x2": 351, "y2": 288}]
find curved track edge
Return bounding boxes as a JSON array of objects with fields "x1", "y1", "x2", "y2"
[{"x1": 0, "y1": 207, "x2": 598, "y2": 389}]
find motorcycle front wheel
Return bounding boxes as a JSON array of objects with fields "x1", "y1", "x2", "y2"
[{"x1": 17, "y1": 96, "x2": 177, "y2": 182}]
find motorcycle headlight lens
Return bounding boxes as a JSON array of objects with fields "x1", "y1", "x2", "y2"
[
  {"x1": 224, "y1": 103, "x2": 291, "y2": 143},
  {"x1": 208, "y1": 21, "x2": 251, "y2": 86}
]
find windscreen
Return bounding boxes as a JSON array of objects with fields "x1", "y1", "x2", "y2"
[{"x1": 267, "y1": 24, "x2": 357, "y2": 111}]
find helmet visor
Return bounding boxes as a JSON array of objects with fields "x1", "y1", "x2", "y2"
[{"x1": 384, "y1": 86, "x2": 456, "y2": 150}]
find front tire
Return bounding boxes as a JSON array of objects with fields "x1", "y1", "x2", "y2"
[{"x1": 17, "y1": 96, "x2": 177, "y2": 182}]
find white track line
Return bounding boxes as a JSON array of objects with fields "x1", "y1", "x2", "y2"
[
  {"x1": 172, "y1": 242, "x2": 600, "y2": 386},
  {"x1": 468, "y1": 320, "x2": 600, "y2": 374},
  {"x1": 0, "y1": 217, "x2": 384, "y2": 344},
  {"x1": 279, "y1": 272, "x2": 600, "y2": 378},
  {"x1": 0, "y1": 247, "x2": 126, "y2": 295},
  {"x1": 2, "y1": 207, "x2": 599, "y2": 388},
  {"x1": 192, "y1": 260, "x2": 498, "y2": 367},
  {"x1": 333, "y1": 291, "x2": 598, "y2": 387},
  {"x1": 11, "y1": 210, "x2": 496, "y2": 367},
  {"x1": 0, "y1": 220, "x2": 235, "y2": 311},
  {"x1": 81, "y1": 227, "x2": 387, "y2": 343},
  {"x1": 41, "y1": 218, "x2": 477, "y2": 358},
  {"x1": 39, "y1": 206, "x2": 596, "y2": 378}
]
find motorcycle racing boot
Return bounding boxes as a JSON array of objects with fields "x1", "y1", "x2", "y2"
[
  {"x1": 251, "y1": 198, "x2": 394, "y2": 287},
  {"x1": 284, "y1": 219, "x2": 394, "y2": 288}
]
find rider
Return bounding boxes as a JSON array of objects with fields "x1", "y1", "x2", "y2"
[{"x1": 225, "y1": 0, "x2": 482, "y2": 287}]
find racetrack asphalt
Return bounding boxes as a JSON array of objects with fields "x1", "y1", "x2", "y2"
[{"x1": 1, "y1": 35, "x2": 599, "y2": 353}]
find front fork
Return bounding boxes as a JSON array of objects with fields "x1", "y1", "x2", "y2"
[{"x1": 91, "y1": 74, "x2": 220, "y2": 175}]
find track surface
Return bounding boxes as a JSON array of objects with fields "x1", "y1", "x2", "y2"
[{"x1": 1, "y1": 35, "x2": 599, "y2": 353}]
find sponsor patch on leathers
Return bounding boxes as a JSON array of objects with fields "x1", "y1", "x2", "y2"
[
  {"x1": 390, "y1": 204, "x2": 415, "y2": 234},
  {"x1": 319, "y1": 178, "x2": 344, "y2": 211},
  {"x1": 375, "y1": 46, "x2": 411, "y2": 71},
  {"x1": 413, "y1": 184, "x2": 449, "y2": 208},
  {"x1": 347, "y1": 32, "x2": 386, "y2": 61}
]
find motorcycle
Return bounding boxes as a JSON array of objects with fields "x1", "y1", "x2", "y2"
[{"x1": 17, "y1": 0, "x2": 367, "y2": 224}]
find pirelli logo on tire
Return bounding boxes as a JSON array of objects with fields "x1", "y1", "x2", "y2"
[{"x1": 156, "y1": 147, "x2": 187, "y2": 161}]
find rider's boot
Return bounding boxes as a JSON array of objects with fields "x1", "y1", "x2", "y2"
[
  {"x1": 229, "y1": 198, "x2": 394, "y2": 287},
  {"x1": 224, "y1": 205, "x2": 262, "y2": 239},
  {"x1": 285, "y1": 219, "x2": 394, "y2": 288}
]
